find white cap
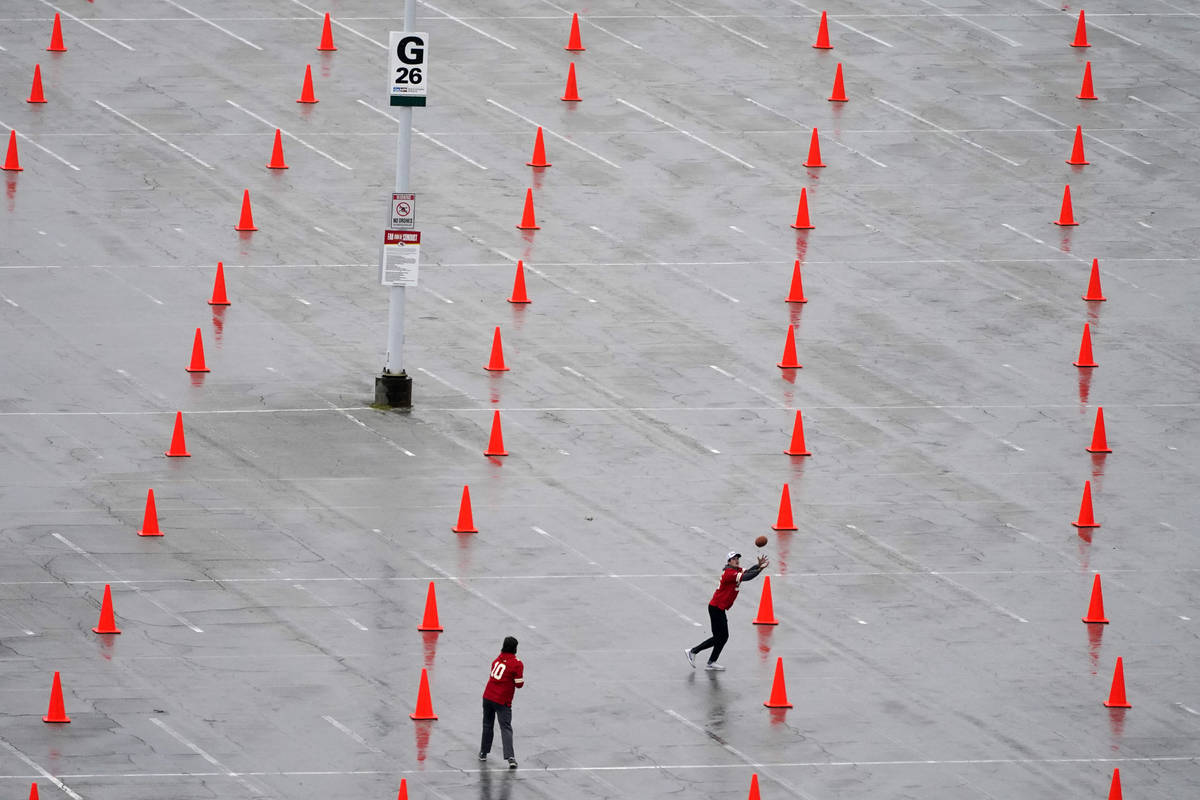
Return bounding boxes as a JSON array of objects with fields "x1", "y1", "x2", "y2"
[{"x1": 727, "y1": 551, "x2": 742, "y2": 561}]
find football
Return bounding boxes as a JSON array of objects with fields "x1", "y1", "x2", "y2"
[{"x1": 754, "y1": 535, "x2": 768, "y2": 548}]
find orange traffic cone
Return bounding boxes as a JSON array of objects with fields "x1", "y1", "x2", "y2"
[
  {"x1": 417, "y1": 581, "x2": 443, "y2": 631},
  {"x1": 786, "y1": 260, "x2": 807, "y2": 303},
  {"x1": 410, "y1": 668, "x2": 438, "y2": 719},
  {"x1": 1108, "y1": 769, "x2": 1122, "y2": 800},
  {"x1": 1070, "y1": 9, "x2": 1089, "y2": 47},
  {"x1": 452, "y1": 485, "x2": 478, "y2": 533},
  {"x1": 297, "y1": 64, "x2": 319, "y2": 103},
  {"x1": 138, "y1": 488, "x2": 162, "y2": 536},
  {"x1": 397, "y1": 779, "x2": 408, "y2": 800},
  {"x1": 92, "y1": 584, "x2": 121, "y2": 634},
  {"x1": 165, "y1": 411, "x2": 191, "y2": 457},
  {"x1": 1072, "y1": 480, "x2": 1100, "y2": 528},
  {"x1": 484, "y1": 411, "x2": 507, "y2": 456},
  {"x1": 508, "y1": 261, "x2": 531, "y2": 304},
  {"x1": 484, "y1": 327, "x2": 509, "y2": 371},
  {"x1": 804, "y1": 128, "x2": 825, "y2": 167},
  {"x1": 186, "y1": 328, "x2": 210, "y2": 373},
  {"x1": 43, "y1": 672, "x2": 70, "y2": 722},
  {"x1": 209, "y1": 261, "x2": 231, "y2": 305},
  {"x1": 28, "y1": 783, "x2": 38, "y2": 800},
  {"x1": 561, "y1": 62, "x2": 581, "y2": 101},
  {"x1": 1082, "y1": 258, "x2": 1105, "y2": 301},
  {"x1": 1082, "y1": 574, "x2": 1109, "y2": 624},
  {"x1": 791, "y1": 188, "x2": 814, "y2": 230},
  {"x1": 1078, "y1": 62, "x2": 1097, "y2": 100},
  {"x1": 753, "y1": 575, "x2": 778, "y2": 625},
  {"x1": 526, "y1": 127, "x2": 551, "y2": 167},
  {"x1": 778, "y1": 324, "x2": 802, "y2": 369},
  {"x1": 1087, "y1": 406, "x2": 1111, "y2": 453},
  {"x1": 47, "y1": 13, "x2": 66, "y2": 52},
  {"x1": 1103, "y1": 657, "x2": 1131, "y2": 707},
  {"x1": 1074, "y1": 322, "x2": 1097, "y2": 367},
  {"x1": 1066, "y1": 125, "x2": 1088, "y2": 165},
  {"x1": 1055, "y1": 184, "x2": 1079, "y2": 226},
  {"x1": 785, "y1": 410, "x2": 811, "y2": 456},
  {"x1": 516, "y1": 188, "x2": 539, "y2": 230},
  {"x1": 772, "y1": 484, "x2": 798, "y2": 531},
  {"x1": 763, "y1": 657, "x2": 793, "y2": 708},
  {"x1": 267, "y1": 129, "x2": 289, "y2": 169},
  {"x1": 565, "y1": 12, "x2": 585, "y2": 51},
  {"x1": 748, "y1": 773, "x2": 762, "y2": 800},
  {"x1": 28, "y1": 65, "x2": 46, "y2": 104},
  {"x1": 828, "y1": 63, "x2": 847, "y2": 102},
  {"x1": 3, "y1": 131, "x2": 22, "y2": 172},
  {"x1": 235, "y1": 189, "x2": 257, "y2": 231},
  {"x1": 813, "y1": 10, "x2": 832, "y2": 49},
  {"x1": 318, "y1": 12, "x2": 337, "y2": 50}
]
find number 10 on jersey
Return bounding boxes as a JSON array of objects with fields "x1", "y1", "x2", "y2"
[{"x1": 389, "y1": 31, "x2": 428, "y2": 107}]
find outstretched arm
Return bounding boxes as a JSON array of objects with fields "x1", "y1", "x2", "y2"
[{"x1": 740, "y1": 555, "x2": 769, "y2": 583}]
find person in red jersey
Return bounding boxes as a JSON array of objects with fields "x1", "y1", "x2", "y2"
[
  {"x1": 479, "y1": 636, "x2": 524, "y2": 768},
  {"x1": 686, "y1": 551, "x2": 768, "y2": 671}
]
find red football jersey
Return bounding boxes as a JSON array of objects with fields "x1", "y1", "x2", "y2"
[
  {"x1": 708, "y1": 565, "x2": 744, "y2": 610},
  {"x1": 482, "y1": 652, "x2": 524, "y2": 706}
]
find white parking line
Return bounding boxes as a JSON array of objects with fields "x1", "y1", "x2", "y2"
[
  {"x1": 95, "y1": 101, "x2": 212, "y2": 169},
  {"x1": 617, "y1": 98, "x2": 754, "y2": 168},
  {"x1": 664, "y1": 0, "x2": 768, "y2": 48},
  {"x1": 160, "y1": 0, "x2": 261, "y2": 49},
  {"x1": 419, "y1": 0, "x2": 517, "y2": 50},
  {"x1": 709, "y1": 365, "x2": 787, "y2": 409},
  {"x1": 226, "y1": 100, "x2": 352, "y2": 170},
  {"x1": 36, "y1": 0, "x2": 134, "y2": 50},
  {"x1": 485, "y1": 99, "x2": 621, "y2": 168},
  {"x1": 744, "y1": 97, "x2": 888, "y2": 167},
  {"x1": 0, "y1": 738, "x2": 83, "y2": 800},
  {"x1": 1000, "y1": 97, "x2": 1150, "y2": 164},
  {"x1": 1128, "y1": 95, "x2": 1191, "y2": 124},
  {"x1": 149, "y1": 719, "x2": 265, "y2": 795},
  {"x1": 322, "y1": 716, "x2": 383, "y2": 753},
  {"x1": 782, "y1": 1, "x2": 893, "y2": 46},
  {"x1": 877, "y1": 98, "x2": 1019, "y2": 166},
  {"x1": 0, "y1": 119, "x2": 80, "y2": 171},
  {"x1": 916, "y1": 0, "x2": 1020, "y2": 46},
  {"x1": 356, "y1": 100, "x2": 487, "y2": 170},
  {"x1": 533, "y1": 0, "x2": 642, "y2": 49},
  {"x1": 287, "y1": 0, "x2": 385, "y2": 48}
]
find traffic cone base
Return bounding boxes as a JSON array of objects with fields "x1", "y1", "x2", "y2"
[
  {"x1": 1078, "y1": 62, "x2": 1097, "y2": 100},
  {"x1": 1087, "y1": 406, "x2": 1112, "y2": 453},
  {"x1": 1072, "y1": 480, "x2": 1100, "y2": 528},
  {"x1": 318, "y1": 12, "x2": 337, "y2": 50},
  {"x1": 804, "y1": 128, "x2": 825, "y2": 167},
  {"x1": 785, "y1": 409, "x2": 811, "y2": 455},
  {"x1": 1071, "y1": 10, "x2": 1090, "y2": 47},
  {"x1": 186, "y1": 328, "x2": 210, "y2": 373},
  {"x1": 828, "y1": 63, "x2": 847, "y2": 102},
  {"x1": 1082, "y1": 574, "x2": 1109, "y2": 623},
  {"x1": 165, "y1": 412, "x2": 191, "y2": 457},
  {"x1": 791, "y1": 188, "x2": 814, "y2": 230},
  {"x1": 410, "y1": 668, "x2": 438, "y2": 719},
  {"x1": 452, "y1": 485, "x2": 478, "y2": 533},
  {"x1": 753, "y1": 575, "x2": 778, "y2": 625},
  {"x1": 516, "y1": 188, "x2": 539, "y2": 230},
  {"x1": 267, "y1": 129, "x2": 289, "y2": 169},
  {"x1": 235, "y1": 189, "x2": 257, "y2": 231},
  {"x1": 772, "y1": 484, "x2": 798, "y2": 531},
  {"x1": 1083, "y1": 258, "x2": 1106, "y2": 301},
  {"x1": 1103, "y1": 657, "x2": 1131, "y2": 707},
  {"x1": 1055, "y1": 184, "x2": 1079, "y2": 226},
  {"x1": 297, "y1": 64, "x2": 319, "y2": 103},
  {"x1": 562, "y1": 62, "x2": 581, "y2": 101},
  {"x1": 485, "y1": 411, "x2": 507, "y2": 456},
  {"x1": 3, "y1": 131, "x2": 22, "y2": 172},
  {"x1": 484, "y1": 327, "x2": 509, "y2": 371},
  {"x1": 43, "y1": 672, "x2": 70, "y2": 723},
  {"x1": 138, "y1": 488, "x2": 162, "y2": 536},
  {"x1": 1074, "y1": 322, "x2": 1097, "y2": 368},
  {"x1": 565, "y1": 12, "x2": 585, "y2": 51},
  {"x1": 778, "y1": 324, "x2": 802, "y2": 369},
  {"x1": 813, "y1": 11, "x2": 832, "y2": 49},
  {"x1": 47, "y1": 14, "x2": 66, "y2": 52},
  {"x1": 93, "y1": 584, "x2": 121, "y2": 634},
  {"x1": 28, "y1": 65, "x2": 46, "y2": 104},
  {"x1": 764, "y1": 657, "x2": 793, "y2": 708},
  {"x1": 526, "y1": 127, "x2": 551, "y2": 167},
  {"x1": 418, "y1": 581, "x2": 443, "y2": 631},
  {"x1": 508, "y1": 261, "x2": 531, "y2": 304},
  {"x1": 1066, "y1": 125, "x2": 1088, "y2": 165},
  {"x1": 786, "y1": 260, "x2": 807, "y2": 303},
  {"x1": 209, "y1": 261, "x2": 231, "y2": 305}
]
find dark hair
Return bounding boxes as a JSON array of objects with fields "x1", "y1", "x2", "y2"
[{"x1": 501, "y1": 636, "x2": 518, "y2": 654}]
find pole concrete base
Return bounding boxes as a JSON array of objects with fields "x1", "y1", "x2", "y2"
[{"x1": 375, "y1": 371, "x2": 413, "y2": 408}]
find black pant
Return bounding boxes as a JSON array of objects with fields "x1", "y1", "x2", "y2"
[
  {"x1": 480, "y1": 698, "x2": 514, "y2": 759},
  {"x1": 691, "y1": 605, "x2": 729, "y2": 663}
]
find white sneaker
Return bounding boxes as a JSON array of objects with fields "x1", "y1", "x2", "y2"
[
  {"x1": 705, "y1": 662, "x2": 726, "y2": 671},
  {"x1": 684, "y1": 648, "x2": 696, "y2": 668}
]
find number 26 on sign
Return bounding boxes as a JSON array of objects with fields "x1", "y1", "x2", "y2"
[{"x1": 388, "y1": 31, "x2": 429, "y2": 107}]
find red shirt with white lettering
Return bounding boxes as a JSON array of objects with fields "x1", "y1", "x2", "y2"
[
  {"x1": 709, "y1": 565, "x2": 744, "y2": 610},
  {"x1": 482, "y1": 652, "x2": 524, "y2": 706}
]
